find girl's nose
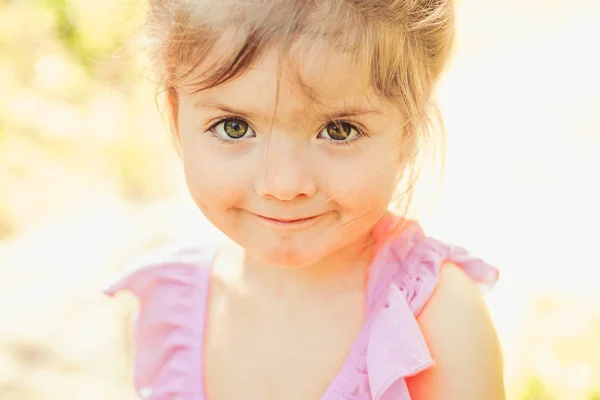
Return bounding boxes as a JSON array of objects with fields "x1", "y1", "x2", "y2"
[{"x1": 254, "y1": 137, "x2": 317, "y2": 201}]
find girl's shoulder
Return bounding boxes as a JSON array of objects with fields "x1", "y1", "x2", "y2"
[
  {"x1": 366, "y1": 217, "x2": 499, "y2": 316},
  {"x1": 362, "y1": 217, "x2": 502, "y2": 399}
]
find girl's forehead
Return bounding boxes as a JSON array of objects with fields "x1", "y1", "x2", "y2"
[{"x1": 180, "y1": 42, "x2": 386, "y2": 115}]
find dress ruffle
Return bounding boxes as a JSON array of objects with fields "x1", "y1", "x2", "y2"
[{"x1": 104, "y1": 246, "x2": 216, "y2": 399}]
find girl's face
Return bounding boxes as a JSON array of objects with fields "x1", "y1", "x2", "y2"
[{"x1": 174, "y1": 46, "x2": 406, "y2": 269}]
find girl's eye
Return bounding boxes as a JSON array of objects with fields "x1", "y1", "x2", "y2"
[
  {"x1": 318, "y1": 121, "x2": 360, "y2": 142},
  {"x1": 212, "y1": 118, "x2": 255, "y2": 140}
]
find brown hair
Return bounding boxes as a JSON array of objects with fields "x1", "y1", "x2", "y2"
[{"x1": 143, "y1": 0, "x2": 455, "y2": 216}]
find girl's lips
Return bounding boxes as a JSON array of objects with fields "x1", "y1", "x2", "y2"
[{"x1": 251, "y1": 213, "x2": 326, "y2": 231}]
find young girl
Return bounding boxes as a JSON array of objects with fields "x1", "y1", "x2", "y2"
[{"x1": 106, "y1": 0, "x2": 505, "y2": 399}]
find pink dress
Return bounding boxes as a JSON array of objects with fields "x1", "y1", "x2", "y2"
[{"x1": 105, "y1": 218, "x2": 498, "y2": 400}]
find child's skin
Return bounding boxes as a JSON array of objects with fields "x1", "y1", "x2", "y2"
[{"x1": 167, "y1": 40, "x2": 505, "y2": 400}]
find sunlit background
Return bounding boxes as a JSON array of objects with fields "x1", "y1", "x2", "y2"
[{"x1": 1, "y1": 0, "x2": 599, "y2": 399}]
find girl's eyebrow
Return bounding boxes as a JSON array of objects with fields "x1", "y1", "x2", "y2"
[
  {"x1": 193, "y1": 98, "x2": 262, "y2": 120},
  {"x1": 318, "y1": 106, "x2": 383, "y2": 120},
  {"x1": 193, "y1": 97, "x2": 383, "y2": 121}
]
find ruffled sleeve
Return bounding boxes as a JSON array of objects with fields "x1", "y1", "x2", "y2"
[
  {"x1": 104, "y1": 245, "x2": 216, "y2": 400},
  {"x1": 395, "y1": 233, "x2": 499, "y2": 317},
  {"x1": 364, "y1": 219, "x2": 499, "y2": 400}
]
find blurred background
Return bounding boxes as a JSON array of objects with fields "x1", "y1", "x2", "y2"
[{"x1": 1, "y1": 0, "x2": 599, "y2": 398}]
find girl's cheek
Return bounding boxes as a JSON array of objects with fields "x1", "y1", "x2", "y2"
[
  {"x1": 184, "y1": 150, "x2": 249, "y2": 204},
  {"x1": 325, "y1": 150, "x2": 399, "y2": 207},
  {"x1": 333, "y1": 175, "x2": 396, "y2": 212}
]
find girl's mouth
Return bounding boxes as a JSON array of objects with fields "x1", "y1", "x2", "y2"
[{"x1": 251, "y1": 213, "x2": 326, "y2": 231}]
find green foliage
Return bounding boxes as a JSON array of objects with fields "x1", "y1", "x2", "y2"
[
  {"x1": 520, "y1": 376, "x2": 556, "y2": 400},
  {"x1": 0, "y1": 0, "x2": 168, "y2": 239},
  {"x1": 36, "y1": 0, "x2": 142, "y2": 73}
]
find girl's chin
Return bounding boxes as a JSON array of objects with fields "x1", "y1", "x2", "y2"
[{"x1": 245, "y1": 241, "x2": 332, "y2": 270}]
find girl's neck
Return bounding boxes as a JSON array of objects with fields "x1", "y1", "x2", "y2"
[{"x1": 221, "y1": 232, "x2": 377, "y2": 301}]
